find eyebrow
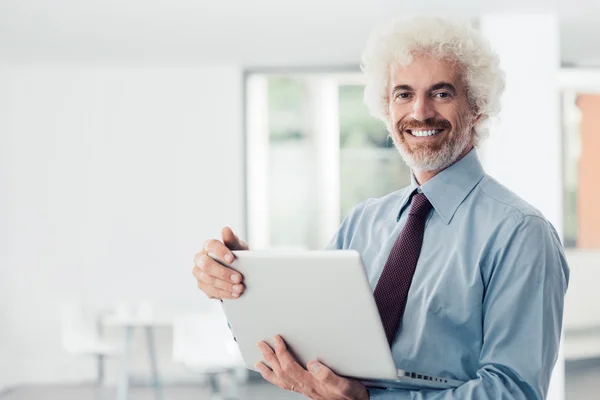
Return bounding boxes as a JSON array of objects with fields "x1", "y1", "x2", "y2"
[
  {"x1": 391, "y1": 84, "x2": 414, "y2": 95},
  {"x1": 430, "y1": 82, "x2": 457, "y2": 95},
  {"x1": 391, "y1": 82, "x2": 457, "y2": 96}
]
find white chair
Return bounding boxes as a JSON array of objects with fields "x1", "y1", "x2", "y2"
[
  {"x1": 172, "y1": 308, "x2": 246, "y2": 400},
  {"x1": 61, "y1": 303, "x2": 122, "y2": 397}
]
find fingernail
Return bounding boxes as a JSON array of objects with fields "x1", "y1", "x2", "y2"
[
  {"x1": 308, "y1": 362, "x2": 321, "y2": 372},
  {"x1": 231, "y1": 274, "x2": 241, "y2": 283},
  {"x1": 225, "y1": 254, "x2": 234, "y2": 263},
  {"x1": 233, "y1": 284, "x2": 243, "y2": 293},
  {"x1": 232, "y1": 292, "x2": 240, "y2": 298}
]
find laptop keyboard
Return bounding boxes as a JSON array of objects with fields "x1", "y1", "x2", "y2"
[{"x1": 402, "y1": 371, "x2": 449, "y2": 384}]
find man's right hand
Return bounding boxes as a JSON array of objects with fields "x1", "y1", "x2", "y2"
[{"x1": 192, "y1": 226, "x2": 249, "y2": 300}]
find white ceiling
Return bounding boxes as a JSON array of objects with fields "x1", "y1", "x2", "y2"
[{"x1": 1, "y1": 0, "x2": 600, "y2": 66}]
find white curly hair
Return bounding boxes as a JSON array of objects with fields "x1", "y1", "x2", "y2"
[{"x1": 361, "y1": 16, "x2": 506, "y2": 145}]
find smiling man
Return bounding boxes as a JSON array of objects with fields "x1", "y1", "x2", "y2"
[{"x1": 192, "y1": 16, "x2": 569, "y2": 399}]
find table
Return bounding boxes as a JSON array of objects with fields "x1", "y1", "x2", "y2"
[{"x1": 100, "y1": 310, "x2": 173, "y2": 400}]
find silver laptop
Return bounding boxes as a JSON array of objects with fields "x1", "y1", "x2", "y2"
[{"x1": 216, "y1": 250, "x2": 464, "y2": 390}]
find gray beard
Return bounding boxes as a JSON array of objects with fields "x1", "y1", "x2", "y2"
[{"x1": 393, "y1": 130, "x2": 471, "y2": 172}]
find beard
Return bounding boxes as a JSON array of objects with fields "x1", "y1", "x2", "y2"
[{"x1": 391, "y1": 115, "x2": 472, "y2": 172}]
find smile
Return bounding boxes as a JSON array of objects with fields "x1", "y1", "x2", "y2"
[{"x1": 406, "y1": 129, "x2": 445, "y2": 137}]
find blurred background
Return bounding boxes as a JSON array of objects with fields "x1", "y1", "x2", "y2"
[{"x1": 1, "y1": 0, "x2": 599, "y2": 399}]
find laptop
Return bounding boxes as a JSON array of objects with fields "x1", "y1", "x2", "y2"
[{"x1": 216, "y1": 250, "x2": 464, "y2": 390}]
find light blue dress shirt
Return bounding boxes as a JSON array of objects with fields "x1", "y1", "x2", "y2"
[{"x1": 327, "y1": 149, "x2": 569, "y2": 399}]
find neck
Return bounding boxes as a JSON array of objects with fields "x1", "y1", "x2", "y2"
[{"x1": 412, "y1": 145, "x2": 473, "y2": 185}]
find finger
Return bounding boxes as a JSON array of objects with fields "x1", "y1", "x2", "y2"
[
  {"x1": 273, "y1": 336, "x2": 309, "y2": 381},
  {"x1": 222, "y1": 227, "x2": 249, "y2": 251},
  {"x1": 204, "y1": 238, "x2": 236, "y2": 264},
  {"x1": 257, "y1": 341, "x2": 283, "y2": 375},
  {"x1": 255, "y1": 362, "x2": 278, "y2": 385},
  {"x1": 193, "y1": 267, "x2": 245, "y2": 294},
  {"x1": 308, "y1": 361, "x2": 354, "y2": 396},
  {"x1": 197, "y1": 281, "x2": 239, "y2": 300},
  {"x1": 196, "y1": 254, "x2": 243, "y2": 284}
]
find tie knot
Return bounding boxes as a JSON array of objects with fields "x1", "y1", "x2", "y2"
[{"x1": 409, "y1": 192, "x2": 432, "y2": 218}]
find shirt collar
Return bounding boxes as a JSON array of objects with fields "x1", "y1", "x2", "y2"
[{"x1": 396, "y1": 148, "x2": 485, "y2": 224}]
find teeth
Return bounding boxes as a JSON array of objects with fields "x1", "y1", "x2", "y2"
[{"x1": 410, "y1": 129, "x2": 440, "y2": 137}]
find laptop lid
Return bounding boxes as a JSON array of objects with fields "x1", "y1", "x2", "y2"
[{"x1": 218, "y1": 250, "x2": 399, "y2": 380}]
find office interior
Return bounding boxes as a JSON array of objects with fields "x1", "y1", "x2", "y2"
[{"x1": 1, "y1": 1, "x2": 599, "y2": 399}]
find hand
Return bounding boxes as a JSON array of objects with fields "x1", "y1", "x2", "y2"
[
  {"x1": 256, "y1": 335, "x2": 369, "y2": 400},
  {"x1": 192, "y1": 226, "x2": 249, "y2": 300}
]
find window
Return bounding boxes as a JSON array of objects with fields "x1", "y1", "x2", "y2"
[
  {"x1": 562, "y1": 90, "x2": 600, "y2": 249},
  {"x1": 245, "y1": 72, "x2": 411, "y2": 250},
  {"x1": 267, "y1": 77, "x2": 312, "y2": 249},
  {"x1": 339, "y1": 84, "x2": 411, "y2": 218}
]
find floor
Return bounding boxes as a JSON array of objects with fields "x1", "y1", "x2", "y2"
[
  {"x1": 0, "y1": 382, "x2": 303, "y2": 400},
  {"x1": 565, "y1": 358, "x2": 600, "y2": 400},
  {"x1": 1, "y1": 361, "x2": 599, "y2": 400}
]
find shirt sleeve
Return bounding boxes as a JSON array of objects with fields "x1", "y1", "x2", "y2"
[{"x1": 367, "y1": 215, "x2": 570, "y2": 400}]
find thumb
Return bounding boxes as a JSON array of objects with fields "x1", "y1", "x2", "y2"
[{"x1": 221, "y1": 226, "x2": 247, "y2": 250}]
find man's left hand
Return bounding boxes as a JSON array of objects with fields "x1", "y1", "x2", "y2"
[{"x1": 255, "y1": 335, "x2": 369, "y2": 400}]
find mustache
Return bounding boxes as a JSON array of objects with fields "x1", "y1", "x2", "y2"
[{"x1": 397, "y1": 118, "x2": 452, "y2": 132}]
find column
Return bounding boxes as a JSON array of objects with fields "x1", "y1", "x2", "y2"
[{"x1": 479, "y1": 13, "x2": 564, "y2": 400}]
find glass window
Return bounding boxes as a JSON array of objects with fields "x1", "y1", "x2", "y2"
[
  {"x1": 562, "y1": 91, "x2": 600, "y2": 249},
  {"x1": 246, "y1": 73, "x2": 412, "y2": 250},
  {"x1": 267, "y1": 77, "x2": 312, "y2": 249},
  {"x1": 338, "y1": 84, "x2": 411, "y2": 218}
]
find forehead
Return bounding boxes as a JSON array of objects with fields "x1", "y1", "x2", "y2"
[{"x1": 389, "y1": 54, "x2": 464, "y2": 90}]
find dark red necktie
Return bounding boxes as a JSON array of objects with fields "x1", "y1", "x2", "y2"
[{"x1": 374, "y1": 192, "x2": 433, "y2": 346}]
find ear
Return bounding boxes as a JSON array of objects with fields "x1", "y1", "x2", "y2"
[
  {"x1": 470, "y1": 113, "x2": 485, "y2": 134},
  {"x1": 469, "y1": 114, "x2": 485, "y2": 142}
]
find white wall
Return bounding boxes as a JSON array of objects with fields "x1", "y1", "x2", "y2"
[
  {"x1": 2, "y1": 0, "x2": 600, "y2": 66},
  {"x1": 0, "y1": 64, "x2": 12, "y2": 391},
  {"x1": 563, "y1": 250, "x2": 600, "y2": 329},
  {"x1": 0, "y1": 64, "x2": 244, "y2": 384},
  {"x1": 480, "y1": 14, "x2": 562, "y2": 233}
]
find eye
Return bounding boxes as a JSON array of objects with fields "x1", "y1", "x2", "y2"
[
  {"x1": 433, "y1": 91, "x2": 452, "y2": 99},
  {"x1": 394, "y1": 92, "x2": 412, "y2": 101}
]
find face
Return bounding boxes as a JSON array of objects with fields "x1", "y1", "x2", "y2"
[{"x1": 387, "y1": 54, "x2": 479, "y2": 172}]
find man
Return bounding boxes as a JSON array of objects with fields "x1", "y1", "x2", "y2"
[{"x1": 192, "y1": 16, "x2": 569, "y2": 399}]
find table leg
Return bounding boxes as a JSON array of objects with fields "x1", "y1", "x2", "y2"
[
  {"x1": 146, "y1": 326, "x2": 163, "y2": 400},
  {"x1": 94, "y1": 354, "x2": 106, "y2": 400},
  {"x1": 116, "y1": 326, "x2": 134, "y2": 400},
  {"x1": 96, "y1": 354, "x2": 105, "y2": 386},
  {"x1": 209, "y1": 374, "x2": 221, "y2": 400},
  {"x1": 226, "y1": 368, "x2": 238, "y2": 400},
  {"x1": 96, "y1": 314, "x2": 105, "y2": 387}
]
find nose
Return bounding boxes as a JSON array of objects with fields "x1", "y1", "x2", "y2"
[{"x1": 411, "y1": 95, "x2": 436, "y2": 121}]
